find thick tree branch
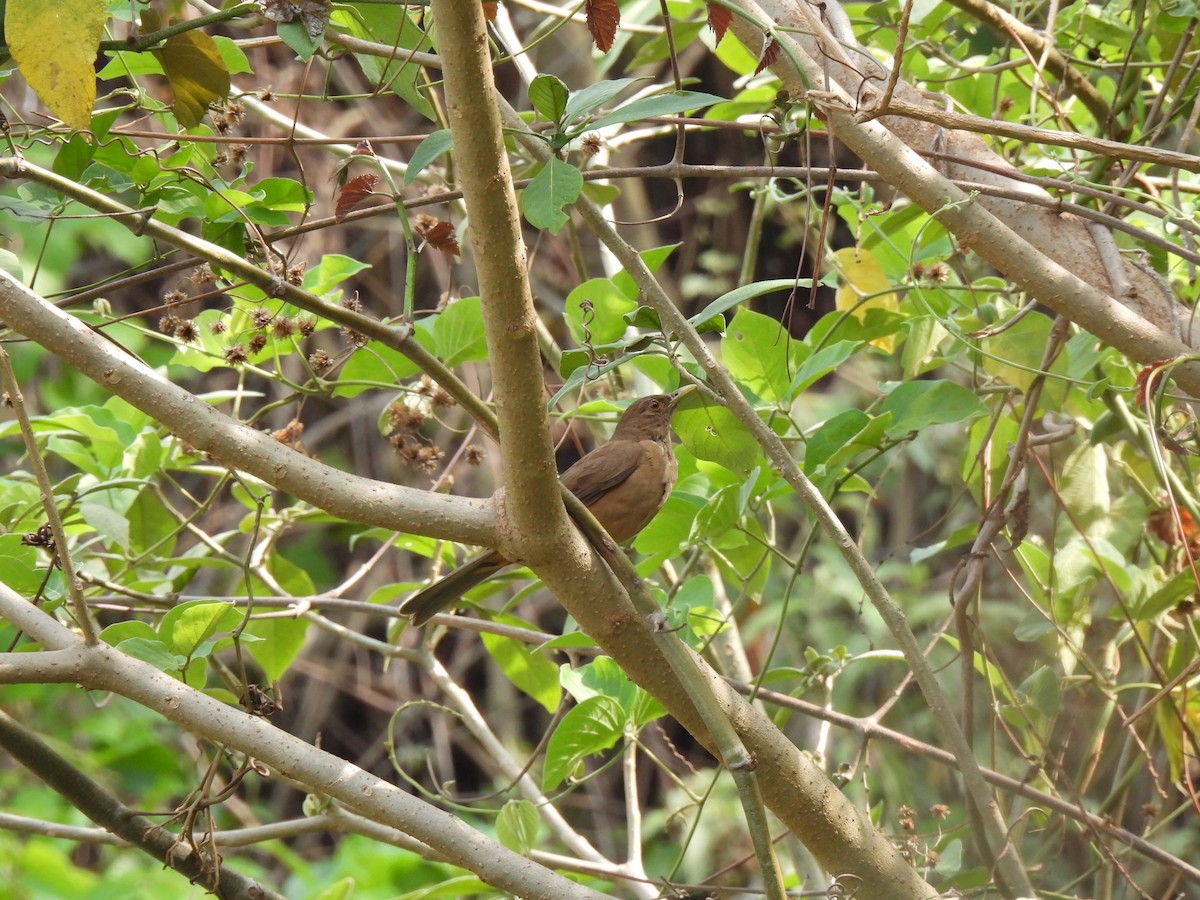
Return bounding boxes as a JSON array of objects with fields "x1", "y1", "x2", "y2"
[
  {"x1": 431, "y1": 0, "x2": 577, "y2": 568},
  {"x1": 0, "y1": 585, "x2": 604, "y2": 900},
  {"x1": 0, "y1": 272, "x2": 498, "y2": 548}
]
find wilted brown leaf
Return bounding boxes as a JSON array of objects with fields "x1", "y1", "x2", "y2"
[
  {"x1": 755, "y1": 35, "x2": 780, "y2": 76},
  {"x1": 335, "y1": 173, "x2": 380, "y2": 223},
  {"x1": 414, "y1": 213, "x2": 461, "y2": 256},
  {"x1": 707, "y1": 3, "x2": 731, "y2": 45},
  {"x1": 482, "y1": 1, "x2": 498, "y2": 21},
  {"x1": 585, "y1": 0, "x2": 620, "y2": 52}
]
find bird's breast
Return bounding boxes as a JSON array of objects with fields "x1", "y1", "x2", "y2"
[{"x1": 584, "y1": 439, "x2": 678, "y2": 543}]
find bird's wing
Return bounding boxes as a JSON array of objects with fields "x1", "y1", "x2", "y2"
[{"x1": 559, "y1": 440, "x2": 646, "y2": 507}]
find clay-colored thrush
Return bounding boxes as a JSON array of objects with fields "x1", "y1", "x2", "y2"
[{"x1": 400, "y1": 385, "x2": 696, "y2": 625}]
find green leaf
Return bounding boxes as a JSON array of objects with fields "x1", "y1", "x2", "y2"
[
  {"x1": 721, "y1": 307, "x2": 802, "y2": 403},
  {"x1": 154, "y1": 30, "x2": 231, "y2": 128},
  {"x1": 804, "y1": 409, "x2": 888, "y2": 476},
  {"x1": 880, "y1": 380, "x2": 988, "y2": 437},
  {"x1": 496, "y1": 800, "x2": 540, "y2": 855},
  {"x1": 587, "y1": 91, "x2": 726, "y2": 131},
  {"x1": 0, "y1": 537, "x2": 49, "y2": 593},
  {"x1": 565, "y1": 277, "x2": 638, "y2": 345},
  {"x1": 405, "y1": 129, "x2": 452, "y2": 185},
  {"x1": 333, "y1": 340, "x2": 423, "y2": 398},
  {"x1": 634, "y1": 493, "x2": 704, "y2": 556},
  {"x1": 159, "y1": 600, "x2": 240, "y2": 657},
  {"x1": 481, "y1": 623, "x2": 562, "y2": 714},
  {"x1": 97, "y1": 49, "x2": 165, "y2": 80},
  {"x1": 80, "y1": 501, "x2": 131, "y2": 550},
  {"x1": 562, "y1": 77, "x2": 639, "y2": 122},
  {"x1": 0, "y1": 249, "x2": 23, "y2": 281},
  {"x1": 117, "y1": 637, "x2": 185, "y2": 674},
  {"x1": 432, "y1": 297, "x2": 488, "y2": 367},
  {"x1": 277, "y1": 19, "x2": 322, "y2": 61},
  {"x1": 311, "y1": 877, "x2": 355, "y2": 900},
  {"x1": 52, "y1": 134, "x2": 96, "y2": 182},
  {"x1": 528, "y1": 74, "x2": 570, "y2": 124},
  {"x1": 99, "y1": 620, "x2": 159, "y2": 646},
  {"x1": 7, "y1": 0, "x2": 107, "y2": 130},
  {"x1": 674, "y1": 401, "x2": 759, "y2": 475},
  {"x1": 1127, "y1": 569, "x2": 1197, "y2": 621},
  {"x1": 332, "y1": 6, "x2": 434, "y2": 119},
  {"x1": 1016, "y1": 665, "x2": 1061, "y2": 719},
  {"x1": 581, "y1": 180, "x2": 621, "y2": 206},
  {"x1": 242, "y1": 615, "x2": 309, "y2": 683},
  {"x1": 979, "y1": 312, "x2": 1067, "y2": 407},
  {"x1": 1058, "y1": 441, "x2": 1110, "y2": 530},
  {"x1": 612, "y1": 243, "x2": 679, "y2": 299},
  {"x1": 543, "y1": 696, "x2": 625, "y2": 790},
  {"x1": 212, "y1": 36, "x2": 252, "y2": 75},
  {"x1": 560, "y1": 657, "x2": 664, "y2": 726},
  {"x1": 790, "y1": 340, "x2": 860, "y2": 394},
  {"x1": 691, "y1": 485, "x2": 743, "y2": 545},
  {"x1": 303, "y1": 254, "x2": 372, "y2": 296},
  {"x1": 521, "y1": 158, "x2": 583, "y2": 233}
]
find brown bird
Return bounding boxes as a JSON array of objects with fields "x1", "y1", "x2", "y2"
[{"x1": 400, "y1": 386, "x2": 696, "y2": 626}]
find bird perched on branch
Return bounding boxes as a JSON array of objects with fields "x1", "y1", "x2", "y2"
[{"x1": 400, "y1": 385, "x2": 697, "y2": 626}]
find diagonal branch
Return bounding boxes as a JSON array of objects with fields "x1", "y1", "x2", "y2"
[
  {"x1": 0, "y1": 708, "x2": 283, "y2": 900},
  {"x1": 0, "y1": 584, "x2": 605, "y2": 900},
  {"x1": 735, "y1": 0, "x2": 1200, "y2": 377},
  {"x1": 0, "y1": 271, "x2": 498, "y2": 548}
]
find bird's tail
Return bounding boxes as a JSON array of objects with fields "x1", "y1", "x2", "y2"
[{"x1": 399, "y1": 551, "x2": 509, "y2": 626}]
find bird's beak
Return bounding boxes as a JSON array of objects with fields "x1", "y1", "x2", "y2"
[{"x1": 668, "y1": 384, "x2": 698, "y2": 408}]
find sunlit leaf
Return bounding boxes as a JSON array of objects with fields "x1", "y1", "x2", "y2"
[
  {"x1": 154, "y1": 29, "x2": 231, "y2": 128},
  {"x1": 433, "y1": 297, "x2": 488, "y2": 367},
  {"x1": 721, "y1": 306, "x2": 802, "y2": 402},
  {"x1": 496, "y1": 800, "x2": 539, "y2": 855},
  {"x1": 880, "y1": 380, "x2": 987, "y2": 437},
  {"x1": 7, "y1": 0, "x2": 107, "y2": 130},
  {"x1": 674, "y1": 401, "x2": 759, "y2": 475},
  {"x1": 588, "y1": 91, "x2": 726, "y2": 131},
  {"x1": 482, "y1": 623, "x2": 561, "y2": 714},
  {"x1": 543, "y1": 696, "x2": 624, "y2": 789},
  {"x1": 833, "y1": 246, "x2": 900, "y2": 352}
]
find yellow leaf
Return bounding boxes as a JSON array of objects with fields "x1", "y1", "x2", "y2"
[
  {"x1": 833, "y1": 246, "x2": 900, "y2": 352},
  {"x1": 7, "y1": 0, "x2": 108, "y2": 131},
  {"x1": 153, "y1": 29, "x2": 231, "y2": 128}
]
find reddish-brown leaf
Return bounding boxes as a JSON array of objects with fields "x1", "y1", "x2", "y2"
[
  {"x1": 335, "y1": 173, "x2": 379, "y2": 223},
  {"x1": 707, "y1": 3, "x2": 731, "y2": 45},
  {"x1": 482, "y1": 1, "x2": 498, "y2": 21},
  {"x1": 351, "y1": 139, "x2": 375, "y2": 157},
  {"x1": 755, "y1": 35, "x2": 780, "y2": 76},
  {"x1": 1134, "y1": 359, "x2": 1178, "y2": 407},
  {"x1": 585, "y1": 0, "x2": 620, "y2": 52},
  {"x1": 414, "y1": 213, "x2": 461, "y2": 256}
]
